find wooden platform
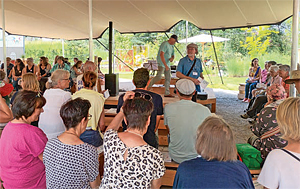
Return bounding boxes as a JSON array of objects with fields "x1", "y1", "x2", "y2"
[{"x1": 105, "y1": 94, "x2": 216, "y2": 113}]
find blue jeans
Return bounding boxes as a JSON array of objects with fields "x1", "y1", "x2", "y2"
[
  {"x1": 80, "y1": 130, "x2": 103, "y2": 147},
  {"x1": 13, "y1": 78, "x2": 21, "y2": 91},
  {"x1": 245, "y1": 82, "x2": 257, "y2": 99}
]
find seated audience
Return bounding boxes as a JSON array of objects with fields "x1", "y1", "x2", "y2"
[
  {"x1": 241, "y1": 65, "x2": 282, "y2": 119},
  {"x1": 43, "y1": 98, "x2": 100, "y2": 188},
  {"x1": 173, "y1": 116, "x2": 254, "y2": 188},
  {"x1": 11, "y1": 58, "x2": 25, "y2": 91},
  {"x1": 37, "y1": 56, "x2": 51, "y2": 93},
  {"x1": 0, "y1": 90, "x2": 47, "y2": 188},
  {"x1": 243, "y1": 58, "x2": 261, "y2": 102},
  {"x1": 73, "y1": 71, "x2": 105, "y2": 147},
  {"x1": 39, "y1": 69, "x2": 72, "y2": 138},
  {"x1": 164, "y1": 79, "x2": 211, "y2": 163},
  {"x1": 10, "y1": 73, "x2": 41, "y2": 127},
  {"x1": 117, "y1": 68, "x2": 163, "y2": 148},
  {"x1": 100, "y1": 93, "x2": 165, "y2": 188},
  {"x1": 249, "y1": 84, "x2": 288, "y2": 161},
  {"x1": 258, "y1": 97, "x2": 300, "y2": 188},
  {"x1": 22, "y1": 57, "x2": 37, "y2": 75}
]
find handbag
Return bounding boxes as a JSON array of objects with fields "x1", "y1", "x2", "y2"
[
  {"x1": 256, "y1": 78, "x2": 267, "y2": 89},
  {"x1": 174, "y1": 58, "x2": 197, "y2": 95},
  {"x1": 236, "y1": 143, "x2": 262, "y2": 170}
]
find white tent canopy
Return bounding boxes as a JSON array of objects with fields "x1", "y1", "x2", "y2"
[
  {"x1": 178, "y1": 34, "x2": 230, "y2": 43},
  {"x1": 0, "y1": 0, "x2": 293, "y2": 40}
]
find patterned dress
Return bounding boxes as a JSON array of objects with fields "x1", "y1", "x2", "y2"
[
  {"x1": 100, "y1": 129, "x2": 165, "y2": 189},
  {"x1": 251, "y1": 101, "x2": 288, "y2": 160},
  {"x1": 43, "y1": 138, "x2": 99, "y2": 188}
]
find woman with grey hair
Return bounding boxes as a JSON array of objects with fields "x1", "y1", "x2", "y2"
[
  {"x1": 173, "y1": 115, "x2": 254, "y2": 188},
  {"x1": 39, "y1": 69, "x2": 71, "y2": 139}
]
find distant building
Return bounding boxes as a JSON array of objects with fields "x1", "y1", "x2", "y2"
[{"x1": 0, "y1": 30, "x2": 24, "y2": 62}]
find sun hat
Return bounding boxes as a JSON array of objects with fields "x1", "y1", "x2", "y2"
[
  {"x1": 285, "y1": 70, "x2": 300, "y2": 84},
  {"x1": 175, "y1": 79, "x2": 195, "y2": 95}
]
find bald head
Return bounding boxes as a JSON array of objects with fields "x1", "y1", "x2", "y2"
[{"x1": 83, "y1": 61, "x2": 96, "y2": 72}]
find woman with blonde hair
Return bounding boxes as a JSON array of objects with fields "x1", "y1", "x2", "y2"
[
  {"x1": 10, "y1": 73, "x2": 40, "y2": 127},
  {"x1": 39, "y1": 69, "x2": 71, "y2": 139},
  {"x1": 173, "y1": 116, "x2": 254, "y2": 188},
  {"x1": 72, "y1": 71, "x2": 105, "y2": 147},
  {"x1": 258, "y1": 97, "x2": 300, "y2": 188}
]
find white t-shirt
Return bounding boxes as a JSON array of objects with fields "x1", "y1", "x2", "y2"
[
  {"x1": 258, "y1": 149, "x2": 300, "y2": 189},
  {"x1": 39, "y1": 89, "x2": 72, "y2": 139}
]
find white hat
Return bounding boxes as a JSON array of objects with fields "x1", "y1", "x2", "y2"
[
  {"x1": 176, "y1": 79, "x2": 195, "y2": 95},
  {"x1": 285, "y1": 70, "x2": 300, "y2": 84}
]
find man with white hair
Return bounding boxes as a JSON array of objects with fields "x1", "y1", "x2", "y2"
[
  {"x1": 176, "y1": 43, "x2": 204, "y2": 102},
  {"x1": 164, "y1": 79, "x2": 211, "y2": 163},
  {"x1": 76, "y1": 61, "x2": 101, "y2": 92}
]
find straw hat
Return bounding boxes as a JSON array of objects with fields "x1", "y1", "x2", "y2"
[{"x1": 285, "y1": 70, "x2": 300, "y2": 84}]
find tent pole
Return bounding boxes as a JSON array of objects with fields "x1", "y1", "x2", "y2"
[
  {"x1": 61, "y1": 39, "x2": 64, "y2": 56},
  {"x1": 109, "y1": 21, "x2": 113, "y2": 74},
  {"x1": 210, "y1": 30, "x2": 224, "y2": 84},
  {"x1": 164, "y1": 33, "x2": 184, "y2": 58},
  {"x1": 2, "y1": 0, "x2": 6, "y2": 76},
  {"x1": 88, "y1": 0, "x2": 93, "y2": 61},
  {"x1": 290, "y1": 0, "x2": 299, "y2": 97},
  {"x1": 185, "y1": 21, "x2": 188, "y2": 47},
  {"x1": 95, "y1": 39, "x2": 134, "y2": 71}
]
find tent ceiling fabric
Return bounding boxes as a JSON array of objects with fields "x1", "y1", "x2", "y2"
[{"x1": 0, "y1": 0, "x2": 293, "y2": 40}]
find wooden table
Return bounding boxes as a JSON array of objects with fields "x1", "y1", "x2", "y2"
[{"x1": 105, "y1": 94, "x2": 216, "y2": 113}]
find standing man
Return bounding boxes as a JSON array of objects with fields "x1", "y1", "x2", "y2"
[
  {"x1": 147, "y1": 34, "x2": 178, "y2": 97},
  {"x1": 117, "y1": 68, "x2": 163, "y2": 148},
  {"x1": 176, "y1": 43, "x2": 203, "y2": 102},
  {"x1": 164, "y1": 79, "x2": 211, "y2": 163}
]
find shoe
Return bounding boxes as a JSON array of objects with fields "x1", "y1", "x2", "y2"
[
  {"x1": 164, "y1": 94, "x2": 175, "y2": 98},
  {"x1": 242, "y1": 98, "x2": 248, "y2": 102},
  {"x1": 240, "y1": 113, "x2": 249, "y2": 119},
  {"x1": 247, "y1": 99, "x2": 251, "y2": 103}
]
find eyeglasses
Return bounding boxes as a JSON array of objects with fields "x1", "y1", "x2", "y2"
[
  {"x1": 61, "y1": 78, "x2": 70, "y2": 81},
  {"x1": 88, "y1": 114, "x2": 92, "y2": 120},
  {"x1": 134, "y1": 92, "x2": 152, "y2": 101}
]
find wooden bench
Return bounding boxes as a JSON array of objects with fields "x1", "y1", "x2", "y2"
[
  {"x1": 162, "y1": 161, "x2": 179, "y2": 186},
  {"x1": 105, "y1": 94, "x2": 216, "y2": 113}
]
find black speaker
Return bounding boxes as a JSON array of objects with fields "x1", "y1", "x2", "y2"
[{"x1": 105, "y1": 73, "x2": 119, "y2": 96}]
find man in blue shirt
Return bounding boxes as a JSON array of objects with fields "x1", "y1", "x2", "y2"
[
  {"x1": 147, "y1": 35, "x2": 177, "y2": 97},
  {"x1": 176, "y1": 43, "x2": 204, "y2": 101},
  {"x1": 50, "y1": 56, "x2": 70, "y2": 73}
]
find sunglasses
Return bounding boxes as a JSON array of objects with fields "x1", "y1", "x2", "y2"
[{"x1": 134, "y1": 92, "x2": 152, "y2": 101}]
